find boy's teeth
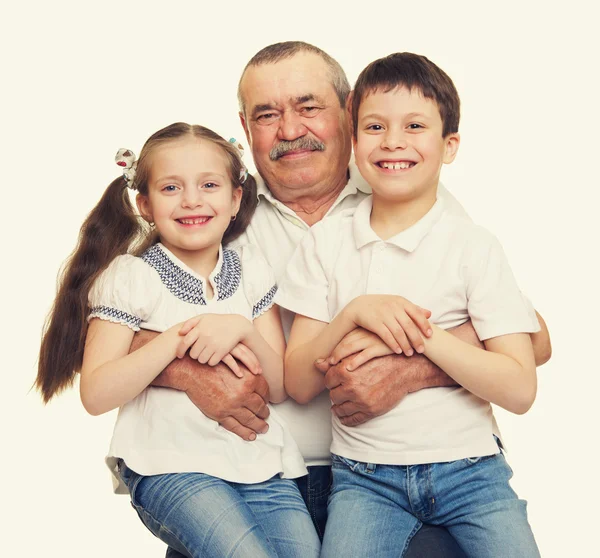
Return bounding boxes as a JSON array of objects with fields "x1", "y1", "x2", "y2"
[
  {"x1": 380, "y1": 161, "x2": 414, "y2": 170},
  {"x1": 179, "y1": 217, "x2": 209, "y2": 224}
]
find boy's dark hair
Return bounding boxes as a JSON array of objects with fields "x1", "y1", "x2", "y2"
[
  {"x1": 352, "y1": 52, "x2": 460, "y2": 138},
  {"x1": 36, "y1": 123, "x2": 258, "y2": 403}
]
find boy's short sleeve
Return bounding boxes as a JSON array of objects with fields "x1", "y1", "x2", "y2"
[
  {"x1": 465, "y1": 228, "x2": 540, "y2": 340},
  {"x1": 88, "y1": 255, "x2": 156, "y2": 331},
  {"x1": 237, "y1": 245, "x2": 278, "y2": 320},
  {"x1": 275, "y1": 225, "x2": 331, "y2": 323}
]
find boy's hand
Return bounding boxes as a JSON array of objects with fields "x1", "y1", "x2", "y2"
[
  {"x1": 347, "y1": 295, "x2": 432, "y2": 356},
  {"x1": 315, "y1": 327, "x2": 395, "y2": 373},
  {"x1": 176, "y1": 315, "x2": 257, "y2": 376}
]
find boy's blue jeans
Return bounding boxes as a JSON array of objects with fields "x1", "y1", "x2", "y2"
[
  {"x1": 321, "y1": 451, "x2": 540, "y2": 558},
  {"x1": 118, "y1": 461, "x2": 320, "y2": 558}
]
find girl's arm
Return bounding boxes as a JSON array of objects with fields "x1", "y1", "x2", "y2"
[
  {"x1": 423, "y1": 327, "x2": 537, "y2": 414},
  {"x1": 176, "y1": 308, "x2": 287, "y2": 404},
  {"x1": 80, "y1": 320, "x2": 182, "y2": 416}
]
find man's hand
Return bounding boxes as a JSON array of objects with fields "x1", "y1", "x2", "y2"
[
  {"x1": 325, "y1": 352, "x2": 455, "y2": 427},
  {"x1": 130, "y1": 330, "x2": 271, "y2": 441},
  {"x1": 323, "y1": 321, "x2": 483, "y2": 427}
]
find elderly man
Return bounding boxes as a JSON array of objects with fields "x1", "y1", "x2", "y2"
[{"x1": 140, "y1": 42, "x2": 551, "y2": 557}]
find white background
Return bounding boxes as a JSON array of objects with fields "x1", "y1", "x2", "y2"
[{"x1": 4, "y1": 1, "x2": 599, "y2": 556}]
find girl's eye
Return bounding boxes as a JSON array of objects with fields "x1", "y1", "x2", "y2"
[
  {"x1": 203, "y1": 182, "x2": 218, "y2": 189},
  {"x1": 366, "y1": 124, "x2": 383, "y2": 131}
]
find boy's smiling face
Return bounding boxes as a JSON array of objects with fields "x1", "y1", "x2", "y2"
[{"x1": 354, "y1": 87, "x2": 459, "y2": 204}]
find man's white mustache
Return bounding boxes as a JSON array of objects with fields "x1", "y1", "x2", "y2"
[{"x1": 270, "y1": 137, "x2": 326, "y2": 160}]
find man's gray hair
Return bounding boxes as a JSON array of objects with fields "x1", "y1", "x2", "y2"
[{"x1": 237, "y1": 41, "x2": 351, "y2": 115}]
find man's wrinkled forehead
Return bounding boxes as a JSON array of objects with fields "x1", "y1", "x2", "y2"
[{"x1": 239, "y1": 53, "x2": 333, "y2": 114}]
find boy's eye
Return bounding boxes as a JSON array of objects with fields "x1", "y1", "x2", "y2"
[
  {"x1": 162, "y1": 184, "x2": 178, "y2": 192},
  {"x1": 408, "y1": 123, "x2": 424, "y2": 129}
]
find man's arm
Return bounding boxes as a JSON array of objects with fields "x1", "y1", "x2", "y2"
[
  {"x1": 325, "y1": 312, "x2": 551, "y2": 427},
  {"x1": 130, "y1": 330, "x2": 271, "y2": 441},
  {"x1": 323, "y1": 321, "x2": 474, "y2": 427}
]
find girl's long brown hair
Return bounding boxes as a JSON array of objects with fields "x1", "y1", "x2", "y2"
[{"x1": 36, "y1": 123, "x2": 257, "y2": 403}]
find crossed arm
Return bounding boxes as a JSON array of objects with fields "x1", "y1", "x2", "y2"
[{"x1": 132, "y1": 310, "x2": 551, "y2": 438}]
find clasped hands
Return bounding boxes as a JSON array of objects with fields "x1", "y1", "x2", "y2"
[
  {"x1": 316, "y1": 294, "x2": 433, "y2": 375},
  {"x1": 174, "y1": 314, "x2": 262, "y2": 379}
]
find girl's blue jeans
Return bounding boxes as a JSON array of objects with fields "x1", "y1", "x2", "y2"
[
  {"x1": 321, "y1": 451, "x2": 540, "y2": 558},
  {"x1": 118, "y1": 460, "x2": 320, "y2": 558}
]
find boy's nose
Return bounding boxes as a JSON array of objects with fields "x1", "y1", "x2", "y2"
[{"x1": 381, "y1": 132, "x2": 408, "y2": 151}]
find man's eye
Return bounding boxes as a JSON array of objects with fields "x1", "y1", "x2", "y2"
[
  {"x1": 301, "y1": 106, "x2": 320, "y2": 115},
  {"x1": 257, "y1": 113, "x2": 275, "y2": 121}
]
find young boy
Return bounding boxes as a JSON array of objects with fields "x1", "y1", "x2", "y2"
[{"x1": 275, "y1": 53, "x2": 541, "y2": 557}]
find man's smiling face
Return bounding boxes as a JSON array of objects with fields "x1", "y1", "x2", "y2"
[{"x1": 239, "y1": 52, "x2": 351, "y2": 196}]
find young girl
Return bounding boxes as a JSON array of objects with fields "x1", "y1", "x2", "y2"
[{"x1": 36, "y1": 123, "x2": 320, "y2": 558}]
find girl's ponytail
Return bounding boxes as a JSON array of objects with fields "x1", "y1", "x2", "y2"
[{"x1": 36, "y1": 176, "x2": 144, "y2": 402}]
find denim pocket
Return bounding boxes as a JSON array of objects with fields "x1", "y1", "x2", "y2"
[
  {"x1": 462, "y1": 453, "x2": 497, "y2": 466},
  {"x1": 331, "y1": 454, "x2": 376, "y2": 474}
]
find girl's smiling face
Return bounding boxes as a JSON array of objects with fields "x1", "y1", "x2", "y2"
[{"x1": 136, "y1": 137, "x2": 242, "y2": 263}]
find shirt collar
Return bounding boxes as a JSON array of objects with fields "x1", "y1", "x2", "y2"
[
  {"x1": 353, "y1": 194, "x2": 446, "y2": 252},
  {"x1": 254, "y1": 158, "x2": 371, "y2": 209},
  {"x1": 141, "y1": 243, "x2": 241, "y2": 304}
]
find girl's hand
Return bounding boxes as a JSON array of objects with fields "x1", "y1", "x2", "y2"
[
  {"x1": 346, "y1": 295, "x2": 432, "y2": 356},
  {"x1": 176, "y1": 314, "x2": 253, "y2": 370},
  {"x1": 315, "y1": 328, "x2": 395, "y2": 373}
]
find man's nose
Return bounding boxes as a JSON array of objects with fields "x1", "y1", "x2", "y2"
[{"x1": 277, "y1": 110, "x2": 308, "y2": 141}]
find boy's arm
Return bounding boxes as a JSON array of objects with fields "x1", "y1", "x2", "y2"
[
  {"x1": 131, "y1": 330, "x2": 271, "y2": 442},
  {"x1": 325, "y1": 313, "x2": 550, "y2": 426},
  {"x1": 423, "y1": 327, "x2": 537, "y2": 414}
]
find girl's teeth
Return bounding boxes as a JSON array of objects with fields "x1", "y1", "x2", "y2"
[{"x1": 180, "y1": 217, "x2": 209, "y2": 224}]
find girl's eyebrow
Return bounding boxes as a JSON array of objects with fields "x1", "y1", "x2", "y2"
[{"x1": 154, "y1": 172, "x2": 227, "y2": 182}]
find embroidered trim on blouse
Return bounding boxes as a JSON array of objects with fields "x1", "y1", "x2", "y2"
[
  {"x1": 141, "y1": 244, "x2": 241, "y2": 305},
  {"x1": 89, "y1": 305, "x2": 142, "y2": 331},
  {"x1": 252, "y1": 285, "x2": 277, "y2": 319}
]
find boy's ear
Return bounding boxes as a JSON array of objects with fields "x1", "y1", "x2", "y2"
[
  {"x1": 136, "y1": 194, "x2": 153, "y2": 224},
  {"x1": 443, "y1": 133, "x2": 460, "y2": 164}
]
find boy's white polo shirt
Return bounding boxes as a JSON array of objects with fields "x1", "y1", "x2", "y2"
[
  {"x1": 233, "y1": 164, "x2": 468, "y2": 466},
  {"x1": 276, "y1": 194, "x2": 540, "y2": 465}
]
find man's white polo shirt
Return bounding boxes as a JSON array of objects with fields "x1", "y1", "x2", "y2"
[
  {"x1": 234, "y1": 165, "x2": 467, "y2": 466},
  {"x1": 276, "y1": 194, "x2": 540, "y2": 465}
]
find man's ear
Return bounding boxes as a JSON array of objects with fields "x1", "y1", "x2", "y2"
[
  {"x1": 443, "y1": 133, "x2": 460, "y2": 164},
  {"x1": 346, "y1": 91, "x2": 355, "y2": 140},
  {"x1": 239, "y1": 111, "x2": 251, "y2": 145},
  {"x1": 136, "y1": 193, "x2": 153, "y2": 223}
]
